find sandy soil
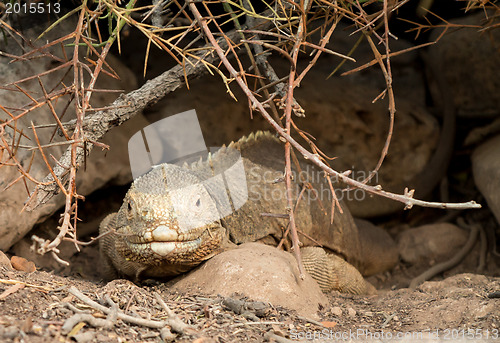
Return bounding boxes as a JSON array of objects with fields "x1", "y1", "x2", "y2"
[
  {"x1": 0, "y1": 257, "x2": 499, "y2": 342},
  {"x1": 1, "y1": 193, "x2": 499, "y2": 343}
]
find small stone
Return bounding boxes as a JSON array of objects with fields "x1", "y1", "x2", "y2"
[
  {"x1": 160, "y1": 327, "x2": 176, "y2": 342},
  {"x1": 72, "y1": 331, "x2": 97, "y2": 343},
  {"x1": 2, "y1": 326, "x2": 19, "y2": 340},
  {"x1": 331, "y1": 306, "x2": 342, "y2": 317},
  {"x1": 347, "y1": 308, "x2": 356, "y2": 318},
  {"x1": 32, "y1": 324, "x2": 43, "y2": 336}
]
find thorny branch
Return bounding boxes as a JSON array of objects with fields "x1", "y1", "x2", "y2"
[
  {"x1": 1, "y1": 0, "x2": 492, "y2": 265},
  {"x1": 186, "y1": 0, "x2": 483, "y2": 272},
  {"x1": 0, "y1": 1, "x2": 255, "y2": 262}
]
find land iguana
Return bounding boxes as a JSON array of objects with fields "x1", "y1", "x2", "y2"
[{"x1": 99, "y1": 131, "x2": 398, "y2": 294}]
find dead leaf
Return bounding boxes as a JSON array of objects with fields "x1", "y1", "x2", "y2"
[
  {"x1": 272, "y1": 323, "x2": 287, "y2": 337},
  {"x1": 67, "y1": 322, "x2": 86, "y2": 337},
  {"x1": 10, "y1": 256, "x2": 36, "y2": 273},
  {"x1": 320, "y1": 321, "x2": 337, "y2": 328},
  {"x1": 20, "y1": 315, "x2": 33, "y2": 333}
]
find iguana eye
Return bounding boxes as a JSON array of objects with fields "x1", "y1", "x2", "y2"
[{"x1": 195, "y1": 197, "x2": 201, "y2": 207}]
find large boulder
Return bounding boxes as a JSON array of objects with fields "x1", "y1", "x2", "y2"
[
  {"x1": 171, "y1": 242, "x2": 328, "y2": 319},
  {"x1": 427, "y1": 12, "x2": 500, "y2": 118},
  {"x1": 472, "y1": 135, "x2": 500, "y2": 225}
]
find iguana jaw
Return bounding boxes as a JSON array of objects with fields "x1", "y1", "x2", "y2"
[
  {"x1": 109, "y1": 222, "x2": 226, "y2": 279},
  {"x1": 124, "y1": 223, "x2": 209, "y2": 244},
  {"x1": 121, "y1": 222, "x2": 224, "y2": 260}
]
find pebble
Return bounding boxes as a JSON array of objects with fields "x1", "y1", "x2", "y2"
[
  {"x1": 331, "y1": 306, "x2": 342, "y2": 317},
  {"x1": 347, "y1": 308, "x2": 356, "y2": 318}
]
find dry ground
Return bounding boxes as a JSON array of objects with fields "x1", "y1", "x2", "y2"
[{"x1": 0, "y1": 204, "x2": 499, "y2": 343}]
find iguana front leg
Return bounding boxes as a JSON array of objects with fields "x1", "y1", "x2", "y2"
[
  {"x1": 301, "y1": 247, "x2": 377, "y2": 295},
  {"x1": 99, "y1": 213, "x2": 121, "y2": 280},
  {"x1": 99, "y1": 213, "x2": 151, "y2": 281}
]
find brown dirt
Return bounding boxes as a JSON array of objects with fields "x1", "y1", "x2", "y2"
[
  {"x1": 0, "y1": 255, "x2": 499, "y2": 342},
  {"x1": 1, "y1": 194, "x2": 499, "y2": 343}
]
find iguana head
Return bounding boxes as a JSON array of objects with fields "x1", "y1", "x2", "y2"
[{"x1": 113, "y1": 163, "x2": 226, "y2": 277}]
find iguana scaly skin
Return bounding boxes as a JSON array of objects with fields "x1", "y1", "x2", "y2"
[{"x1": 99, "y1": 131, "x2": 398, "y2": 294}]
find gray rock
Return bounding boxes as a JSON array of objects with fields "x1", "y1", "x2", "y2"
[
  {"x1": 428, "y1": 12, "x2": 500, "y2": 118},
  {"x1": 472, "y1": 135, "x2": 500, "y2": 225},
  {"x1": 397, "y1": 223, "x2": 468, "y2": 264}
]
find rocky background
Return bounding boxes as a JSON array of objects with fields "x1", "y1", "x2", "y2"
[{"x1": 0, "y1": 3, "x2": 499, "y2": 342}]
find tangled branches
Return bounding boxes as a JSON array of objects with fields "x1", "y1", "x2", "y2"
[{"x1": 0, "y1": 0, "x2": 492, "y2": 266}]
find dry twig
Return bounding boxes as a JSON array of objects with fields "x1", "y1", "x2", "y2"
[
  {"x1": 409, "y1": 218, "x2": 480, "y2": 289},
  {"x1": 67, "y1": 286, "x2": 194, "y2": 332}
]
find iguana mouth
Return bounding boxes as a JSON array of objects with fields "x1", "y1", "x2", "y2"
[
  {"x1": 130, "y1": 238, "x2": 204, "y2": 257},
  {"x1": 127, "y1": 225, "x2": 207, "y2": 244},
  {"x1": 124, "y1": 223, "x2": 223, "y2": 258}
]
